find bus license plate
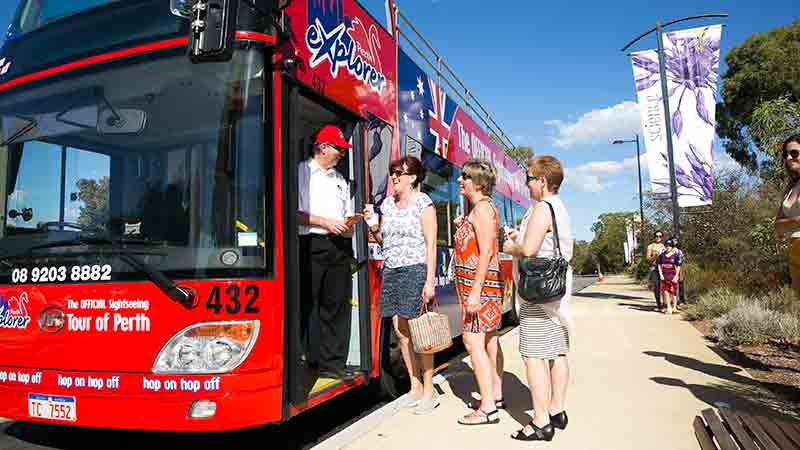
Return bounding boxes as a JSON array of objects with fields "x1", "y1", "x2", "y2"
[{"x1": 28, "y1": 394, "x2": 76, "y2": 422}]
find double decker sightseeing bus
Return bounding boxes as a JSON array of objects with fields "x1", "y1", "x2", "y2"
[{"x1": 0, "y1": 0, "x2": 530, "y2": 431}]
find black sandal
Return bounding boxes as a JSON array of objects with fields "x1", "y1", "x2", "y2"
[
  {"x1": 468, "y1": 398, "x2": 506, "y2": 410},
  {"x1": 550, "y1": 411, "x2": 568, "y2": 430},
  {"x1": 458, "y1": 409, "x2": 500, "y2": 425},
  {"x1": 511, "y1": 421, "x2": 555, "y2": 441}
]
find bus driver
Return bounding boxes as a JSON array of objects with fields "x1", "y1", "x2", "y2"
[{"x1": 297, "y1": 125, "x2": 361, "y2": 381}]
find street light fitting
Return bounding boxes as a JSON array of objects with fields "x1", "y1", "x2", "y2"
[{"x1": 612, "y1": 139, "x2": 625, "y2": 145}]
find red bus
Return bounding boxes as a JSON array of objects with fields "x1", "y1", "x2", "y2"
[{"x1": 0, "y1": 0, "x2": 530, "y2": 431}]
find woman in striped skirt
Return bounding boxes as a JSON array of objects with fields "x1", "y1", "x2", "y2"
[{"x1": 503, "y1": 155, "x2": 574, "y2": 442}]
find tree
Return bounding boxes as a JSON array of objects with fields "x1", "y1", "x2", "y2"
[
  {"x1": 589, "y1": 212, "x2": 634, "y2": 273},
  {"x1": 749, "y1": 97, "x2": 800, "y2": 179},
  {"x1": 572, "y1": 240, "x2": 597, "y2": 275},
  {"x1": 643, "y1": 168, "x2": 788, "y2": 295},
  {"x1": 489, "y1": 133, "x2": 534, "y2": 166},
  {"x1": 76, "y1": 176, "x2": 110, "y2": 231},
  {"x1": 716, "y1": 19, "x2": 800, "y2": 174},
  {"x1": 506, "y1": 145, "x2": 534, "y2": 166}
]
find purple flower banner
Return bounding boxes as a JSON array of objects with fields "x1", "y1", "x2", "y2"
[{"x1": 630, "y1": 25, "x2": 721, "y2": 207}]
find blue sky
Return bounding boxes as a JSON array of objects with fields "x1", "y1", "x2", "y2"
[{"x1": 0, "y1": 1, "x2": 797, "y2": 241}]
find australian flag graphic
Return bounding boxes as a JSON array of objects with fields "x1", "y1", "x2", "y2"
[{"x1": 398, "y1": 49, "x2": 457, "y2": 159}]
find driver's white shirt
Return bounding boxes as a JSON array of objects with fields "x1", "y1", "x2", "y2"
[{"x1": 297, "y1": 158, "x2": 352, "y2": 236}]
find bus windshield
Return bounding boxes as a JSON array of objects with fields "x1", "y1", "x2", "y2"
[
  {"x1": 14, "y1": 0, "x2": 123, "y2": 34},
  {"x1": 0, "y1": 48, "x2": 270, "y2": 281}
]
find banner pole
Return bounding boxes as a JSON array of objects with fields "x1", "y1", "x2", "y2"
[
  {"x1": 635, "y1": 133, "x2": 645, "y2": 251},
  {"x1": 655, "y1": 21, "x2": 681, "y2": 241}
]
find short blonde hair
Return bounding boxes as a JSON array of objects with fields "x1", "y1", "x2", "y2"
[
  {"x1": 528, "y1": 155, "x2": 563, "y2": 194},
  {"x1": 462, "y1": 158, "x2": 496, "y2": 195}
]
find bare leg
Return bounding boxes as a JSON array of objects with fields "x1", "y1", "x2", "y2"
[
  {"x1": 485, "y1": 331, "x2": 503, "y2": 401},
  {"x1": 394, "y1": 316, "x2": 422, "y2": 397},
  {"x1": 524, "y1": 356, "x2": 551, "y2": 428},
  {"x1": 548, "y1": 356, "x2": 569, "y2": 414},
  {"x1": 463, "y1": 331, "x2": 495, "y2": 413},
  {"x1": 419, "y1": 352, "x2": 435, "y2": 401}
]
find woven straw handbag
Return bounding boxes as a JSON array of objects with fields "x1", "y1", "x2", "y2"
[{"x1": 408, "y1": 299, "x2": 452, "y2": 354}]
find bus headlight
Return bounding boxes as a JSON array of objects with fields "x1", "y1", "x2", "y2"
[{"x1": 153, "y1": 320, "x2": 259, "y2": 374}]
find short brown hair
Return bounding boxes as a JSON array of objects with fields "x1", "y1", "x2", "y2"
[
  {"x1": 462, "y1": 158, "x2": 496, "y2": 195},
  {"x1": 528, "y1": 155, "x2": 563, "y2": 194},
  {"x1": 389, "y1": 156, "x2": 426, "y2": 188}
]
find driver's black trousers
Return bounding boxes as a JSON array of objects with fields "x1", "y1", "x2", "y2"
[{"x1": 299, "y1": 234, "x2": 354, "y2": 374}]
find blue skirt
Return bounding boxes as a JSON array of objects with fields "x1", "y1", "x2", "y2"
[{"x1": 380, "y1": 263, "x2": 426, "y2": 319}]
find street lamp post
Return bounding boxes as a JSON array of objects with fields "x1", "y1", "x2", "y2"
[{"x1": 613, "y1": 135, "x2": 644, "y2": 252}]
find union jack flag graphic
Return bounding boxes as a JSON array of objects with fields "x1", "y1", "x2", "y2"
[{"x1": 428, "y1": 78, "x2": 451, "y2": 158}]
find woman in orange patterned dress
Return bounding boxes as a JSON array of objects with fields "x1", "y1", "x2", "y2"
[{"x1": 453, "y1": 159, "x2": 504, "y2": 426}]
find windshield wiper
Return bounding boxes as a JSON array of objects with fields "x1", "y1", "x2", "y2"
[{"x1": 27, "y1": 236, "x2": 196, "y2": 309}]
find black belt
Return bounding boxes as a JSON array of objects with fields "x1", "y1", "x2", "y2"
[{"x1": 301, "y1": 234, "x2": 350, "y2": 241}]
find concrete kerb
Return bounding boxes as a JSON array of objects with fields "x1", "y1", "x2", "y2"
[{"x1": 311, "y1": 326, "x2": 520, "y2": 450}]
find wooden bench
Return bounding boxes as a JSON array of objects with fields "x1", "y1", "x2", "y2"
[{"x1": 695, "y1": 407, "x2": 800, "y2": 450}]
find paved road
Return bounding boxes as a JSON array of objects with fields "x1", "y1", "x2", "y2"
[{"x1": 0, "y1": 276, "x2": 595, "y2": 450}]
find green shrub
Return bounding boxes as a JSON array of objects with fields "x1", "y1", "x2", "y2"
[
  {"x1": 628, "y1": 258, "x2": 650, "y2": 283},
  {"x1": 711, "y1": 301, "x2": 800, "y2": 347},
  {"x1": 759, "y1": 285, "x2": 800, "y2": 316},
  {"x1": 683, "y1": 287, "x2": 747, "y2": 321}
]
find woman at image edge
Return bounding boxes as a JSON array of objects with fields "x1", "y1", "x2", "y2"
[
  {"x1": 774, "y1": 134, "x2": 800, "y2": 295},
  {"x1": 503, "y1": 155, "x2": 573, "y2": 442}
]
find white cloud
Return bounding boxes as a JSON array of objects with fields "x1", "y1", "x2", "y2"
[
  {"x1": 623, "y1": 154, "x2": 648, "y2": 174},
  {"x1": 8, "y1": 189, "x2": 25, "y2": 204},
  {"x1": 565, "y1": 155, "x2": 645, "y2": 193},
  {"x1": 571, "y1": 174, "x2": 615, "y2": 193},
  {"x1": 574, "y1": 160, "x2": 624, "y2": 175},
  {"x1": 545, "y1": 101, "x2": 641, "y2": 149}
]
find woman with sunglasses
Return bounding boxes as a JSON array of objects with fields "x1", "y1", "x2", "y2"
[
  {"x1": 453, "y1": 158, "x2": 504, "y2": 426},
  {"x1": 363, "y1": 156, "x2": 439, "y2": 414},
  {"x1": 646, "y1": 231, "x2": 666, "y2": 311},
  {"x1": 503, "y1": 155, "x2": 573, "y2": 442},
  {"x1": 774, "y1": 134, "x2": 800, "y2": 294}
]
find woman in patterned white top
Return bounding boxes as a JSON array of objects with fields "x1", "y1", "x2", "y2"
[{"x1": 364, "y1": 156, "x2": 439, "y2": 414}]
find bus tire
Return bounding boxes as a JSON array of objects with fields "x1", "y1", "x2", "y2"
[{"x1": 374, "y1": 317, "x2": 409, "y2": 400}]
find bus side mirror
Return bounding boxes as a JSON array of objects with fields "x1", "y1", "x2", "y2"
[{"x1": 188, "y1": 0, "x2": 240, "y2": 63}]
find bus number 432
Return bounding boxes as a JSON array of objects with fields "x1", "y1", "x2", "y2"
[{"x1": 206, "y1": 285, "x2": 260, "y2": 314}]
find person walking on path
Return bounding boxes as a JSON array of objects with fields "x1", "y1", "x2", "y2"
[
  {"x1": 364, "y1": 156, "x2": 439, "y2": 415},
  {"x1": 774, "y1": 135, "x2": 800, "y2": 295},
  {"x1": 657, "y1": 238, "x2": 682, "y2": 315},
  {"x1": 672, "y1": 238, "x2": 687, "y2": 307},
  {"x1": 453, "y1": 159, "x2": 504, "y2": 426},
  {"x1": 503, "y1": 155, "x2": 573, "y2": 442},
  {"x1": 646, "y1": 231, "x2": 666, "y2": 311}
]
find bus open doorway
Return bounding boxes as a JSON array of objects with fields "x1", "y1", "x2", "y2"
[{"x1": 282, "y1": 83, "x2": 372, "y2": 411}]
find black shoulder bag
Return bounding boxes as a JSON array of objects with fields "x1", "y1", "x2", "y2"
[{"x1": 517, "y1": 201, "x2": 569, "y2": 303}]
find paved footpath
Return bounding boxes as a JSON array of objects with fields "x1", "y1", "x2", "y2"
[{"x1": 337, "y1": 275, "x2": 790, "y2": 450}]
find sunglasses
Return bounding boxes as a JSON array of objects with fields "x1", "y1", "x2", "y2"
[
  {"x1": 325, "y1": 143, "x2": 347, "y2": 153},
  {"x1": 526, "y1": 174, "x2": 539, "y2": 183},
  {"x1": 783, "y1": 149, "x2": 800, "y2": 159},
  {"x1": 655, "y1": 235, "x2": 663, "y2": 238},
  {"x1": 390, "y1": 169, "x2": 409, "y2": 177}
]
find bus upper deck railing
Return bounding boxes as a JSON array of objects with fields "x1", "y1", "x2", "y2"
[{"x1": 393, "y1": 3, "x2": 517, "y2": 155}]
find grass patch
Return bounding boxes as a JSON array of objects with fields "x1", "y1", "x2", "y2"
[{"x1": 683, "y1": 287, "x2": 748, "y2": 321}]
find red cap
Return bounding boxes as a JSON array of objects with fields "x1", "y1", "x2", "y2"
[{"x1": 314, "y1": 125, "x2": 352, "y2": 149}]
